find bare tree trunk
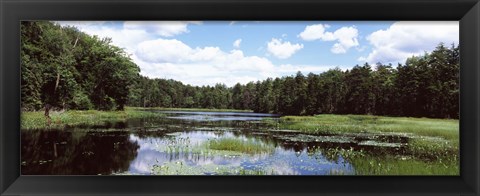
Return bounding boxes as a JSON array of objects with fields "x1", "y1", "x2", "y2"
[
  {"x1": 54, "y1": 71, "x2": 61, "y2": 93},
  {"x1": 73, "y1": 36, "x2": 79, "y2": 48},
  {"x1": 54, "y1": 36, "x2": 79, "y2": 94}
]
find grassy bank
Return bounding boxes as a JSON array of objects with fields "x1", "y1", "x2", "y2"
[
  {"x1": 129, "y1": 107, "x2": 253, "y2": 113},
  {"x1": 350, "y1": 155, "x2": 458, "y2": 175},
  {"x1": 272, "y1": 114, "x2": 458, "y2": 141},
  {"x1": 21, "y1": 107, "x2": 165, "y2": 129},
  {"x1": 321, "y1": 147, "x2": 459, "y2": 175},
  {"x1": 271, "y1": 114, "x2": 459, "y2": 175}
]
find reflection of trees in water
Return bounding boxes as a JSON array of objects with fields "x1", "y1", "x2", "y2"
[
  {"x1": 124, "y1": 116, "x2": 406, "y2": 160},
  {"x1": 21, "y1": 130, "x2": 139, "y2": 175},
  {"x1": 21, "y1": 113, "x2": 408, "y2": 175}
]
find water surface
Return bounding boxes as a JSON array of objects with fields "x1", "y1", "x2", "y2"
[{"x1": 21, "y1": 110, "x2": 408, "y2": 175}]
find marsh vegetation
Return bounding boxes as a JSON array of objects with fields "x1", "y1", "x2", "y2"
[
  {"x1": 20, "y1": 21, "x2": 459, "y2": 175},
  {"x1": 21, "y1": 109, "x2": 458, "y2": 175}
]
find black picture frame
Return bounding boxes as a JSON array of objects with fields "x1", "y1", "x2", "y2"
[{"x1": 1, "y1": 0, "x2": 479, "y2": 195}]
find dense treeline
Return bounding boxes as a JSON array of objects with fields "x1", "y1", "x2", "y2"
[
  {"x1": 21, "y1": 21, "x2": 459, "y2": 119},
  {"x1": 21, "y1": 21, "x2": 140, "y2": 111},
  {"x1": 129, "y1": 44, "x2": 459, "y2": 119}
]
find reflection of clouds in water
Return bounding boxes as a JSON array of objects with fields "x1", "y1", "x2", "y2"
[
  {"x1": 128, "y1": 131, "x2": 354, "y2": 175},
  {"x1": 128, "y1": 148, "x2": 249, "y2": 174},
  {"x1": 130, "y1": 131, "x2": 257, "y2": 150},
  {"x1": 267, "y1": 161, "x2": 300, "y2": 175},
  {"x1": 241, "y1": 148, "x2": 354, "y2": 175},
  {"x1": 128, "y1": 149, "x2": 159, "y2": 174},
  {"x1": 129, "y1": 134, "x2": 161, "y2": 151},
  {"x1": 129, "y1": 132, "x2": 213, "y2": 151},
  {"x1": 181, "y1": 131, "x2": 223, "y2": 144},
  {"x1": 128, "y1": 132, "x2": 253, "y2": 174}
]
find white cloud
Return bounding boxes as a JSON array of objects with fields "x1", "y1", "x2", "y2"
[
  {"x1": 358, "y1": 21, "x2": 459, "y2": 64},
  {"x1": 267, "y1": 38, "x2": 304, "y2": 59},
  {"x1": 124, "y1": 21, "x2": 201, "y2": 37},
  {"x1": 57, "y1": 21, "x2": 153, "y2": 55},
  {"x1": 56, "y1": 21, "x2": 336, "y2": 87},
  {"x1": 298, "y1": 24, "x2": 331, "y2": 41},
  {"x1": 56, "y1": 21, "x2": 201, "y2": 55},
  {"x1": 298, "y1": 24, "x2": 359, "y2": 54},
  {"x1": 134, "y1": 38, "x2": 276, "y2": 86},
  {"x1": 134, "y1": 38, "x2": 333, "y2": 86},
  {"x1": 233, "y1": 39, "x2": 242, "y2": 48},
  {"x1": 135, "y1": 39, "x2": 221, "y2": 63},
  {"x1": 357, "y1": 56, "x2": 367, "y2": 62},
  {"x1": 356, "y1": 46, "x2": 367, "y2": 52}
]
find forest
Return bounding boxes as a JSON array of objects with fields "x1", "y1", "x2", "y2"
[
  {"x1": 21, "y1": 21, "x2": 459, "y2": 119},
  {"x1": 21, "y1": 21, "x2": 140, "y2": 111}
]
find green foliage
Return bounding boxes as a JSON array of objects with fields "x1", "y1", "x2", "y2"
[
  {"x1": 127, "y1": 43, "x2": 458, "y2": 119},
  {"x1": 349, "y1": 155, "x2": 458, "y2": 175},
  {"x1": 22, "y1": 21, "x2": 458, "y2": 119},
  {"x1": 72, "y1": 90, "x2": 93, "y2": 110},
  {"x1": 317, "y1": 146, "x2": 458, "y2": 175},
  {"x1": 275, "y1": 114, "x2": 458, "y2": 140},
  {"x1": 407, "y1": 137, "x2": 459, "y2": 162},
  {"x1": 20, "y1": 107, "x2": 165, "y2": 129},
  {"x1": 207, "y1": 138, "x2": 274, "y2": 154},
  {"x1": 21, "y1": 21, "x2": 139, "y2": 111}
]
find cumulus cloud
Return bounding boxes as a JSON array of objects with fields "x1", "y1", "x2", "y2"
[
  {"x1": 267, "y1": 38, "x2": 304, "y2": 59},
  {"x1": 298, "y1": 24, "x2": 359, "y2": 54},
  {"x1": 57, "y1": 21, "x2": 334, "y2": 87},
  {"x1": 298, "y1": 24, "x2": 331, "y2": 41},
  {"x1": 233, "y1": 39, "x2": 242, "y2": 48},
  {"x1": 56, "y1": 21, "x2": 201, "y2": 54},
  {"x1": 124, "y1": 21, "x2": 201, "y2": 37},
  {"x1": 134, "y1": 38, "x2": 333, "y2": 86},
  {"x1": 136, "y1": 39, "x2": 222, "y2": 63},
  {"x1": 57, "y1": 21, "x2": 153, "y2": 55},
  {"x1": 134, "y1": 38, "x2": 275, "y2": 86},
  {"x1": 358, "y1": 21, "x2": 459, "y2": 64}
]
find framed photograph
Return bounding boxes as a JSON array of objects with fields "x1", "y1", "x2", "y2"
[{"x1": 1, "y1": 0, "x2": 479, "y2": 195}]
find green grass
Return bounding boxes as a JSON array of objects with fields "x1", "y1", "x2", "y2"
[
  {"x1": 350, "y1": 155, "x2": 458, "y2": 175},
  {"x1": 207, "y1": 138, "x2": 274, "y2": 154},
  {"x1": 150, "y1": 160, "x2": 270, "y2": 175},
  {"x1": 129, "y1": 106, "x2": 253, "y2": 113},
  {"x1": 320, "y1": 147, "x2": 458, "y2": 175},
  {"x1": 21, "y1": 107, "x2": 165, "y2": 129},
  {"x1": 406, "y1": 137, "x2": 459, "y2": 162},
  {"x1": 271, "y1": 114, "x2": 459, "y2": 175},
  {"x1": 273, "y1": 114, "x2": 459, "y2": 154},
  {"x1": 273, "y1": 114, "x2": 458, "y2": 141}
]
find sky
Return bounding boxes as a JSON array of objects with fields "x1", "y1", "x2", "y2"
[{"x1": 57, "y1": 21, "x2": 459, "y2": 87}]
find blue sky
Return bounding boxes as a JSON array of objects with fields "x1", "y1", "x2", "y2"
[{"x1": 57, "y1": 21, "x2": 459, "y2": 87}]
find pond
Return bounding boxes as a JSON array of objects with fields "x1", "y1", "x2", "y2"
[{"x1": 21, "y1": 111, "x2": 409, "y2": 175}]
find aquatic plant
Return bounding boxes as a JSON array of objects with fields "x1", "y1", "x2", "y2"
[
  {"x1": 272, "y1": 114, "x2": 458, "y2": 141},
  {"x1": 151, "y1": 160, "x2": 271, "y2": 175},
  {"x1": 310, "y1": 145, "x2": 458, "y2": 175},
  {"x1": 207, "y1": 138, "x2": 274, "y2": 154},
  {"x1": 349, "y1": 155, "x2": 459, "y2": 175}
]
